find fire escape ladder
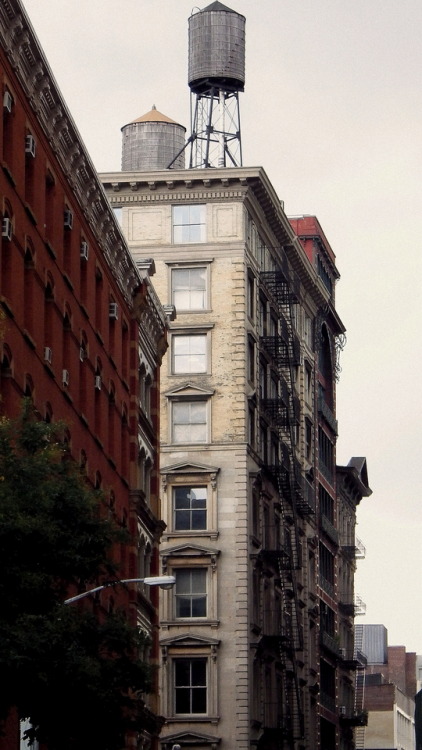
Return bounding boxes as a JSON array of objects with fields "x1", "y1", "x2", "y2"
[
  {"x1": 260, "y1": 264, "x2": 306, "y2": 745},
  {"x1": 353, "y1": 628, "x2": 367, "y2": 749}
]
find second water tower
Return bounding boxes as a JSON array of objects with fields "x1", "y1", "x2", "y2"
[{"x1": 186, "y1": 1, "x2": 245, "y2": 169}]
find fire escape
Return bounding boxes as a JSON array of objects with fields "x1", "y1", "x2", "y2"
[{"x1": 256, "y1": 254, "x2": 315, "y2": 749}]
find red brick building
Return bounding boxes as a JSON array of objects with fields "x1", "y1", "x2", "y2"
[{"x1": 0, "y1": 1, "x2": 170, "y2": 748}]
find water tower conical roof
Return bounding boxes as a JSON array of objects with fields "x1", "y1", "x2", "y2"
[
  {"x1": 202, "y1": 1, "x2": 237, "y2": 12},
  {"x1": 122, "y1": 105, "x2": 184, "y2": 131}
]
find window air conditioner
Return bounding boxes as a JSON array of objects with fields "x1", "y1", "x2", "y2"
[
  {"x1": 44, "y1": 347, "x2": 52, "y2": 364},
  {"x1": 339, "y1": 706, "x2": 347, "y2": 716},
  {"x1": 64, "y1": 209, "x2": 73, "y2": 230},
  {"x1": 79, "y1": 346, "x2": 86, "y2": 362},
  {"x1": 94, "y1": 375, "x2": 102, "y2": 391},
  {"x1": 25, "y1": 134, "x2": 36, "y2": 158},
  {"x1": 2, "y1": 218, "x2": 12, "y2": 240},
  {"x1": 80, "y1": 241, "x2": 89, "y2": 260},
  {"x1": 109, "y1": 302, "x2": 118, "y2": 320},
  {"x1": 62, "y1": 369, "x2": 70, "y2": 386},
  {"x1": 3, "y1": 91, "x2": 12, "y2": 113}
]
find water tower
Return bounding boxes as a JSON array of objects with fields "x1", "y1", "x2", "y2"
[
  {"x1": 180, "y1": 1, "x2": 246, "y2": 169},
  {"x1": 121, "y1": 106, "x2": 186, "y2": 171}
]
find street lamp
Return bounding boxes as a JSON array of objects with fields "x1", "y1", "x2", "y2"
[{"x1": 64, "y1": 576, "x2": 176, "y2": 604}]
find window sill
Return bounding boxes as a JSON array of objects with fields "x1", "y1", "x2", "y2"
[
  {"x1": 162, "y1": 530, "x2": 219, "y2": 541},
  {"x1": 167, "y1": 716, "x2": 219, "y2": 725},
  {"x1": 161, "y1": 619, "x2": 220, "y2": 629}
]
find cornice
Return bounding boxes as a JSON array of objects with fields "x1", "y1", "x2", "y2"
[
  {"x1": 101, "y1": 168, "x2": 333, "y2": 312},
  {"x1": 0, "y1": 0, "x2": 141, "y2": 307}
]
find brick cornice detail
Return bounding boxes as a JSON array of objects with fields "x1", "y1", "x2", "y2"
[{"x1": 0, "y1": 0, "x2": 140, "y2": 306}]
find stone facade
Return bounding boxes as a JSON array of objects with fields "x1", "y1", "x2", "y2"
[{"x1": 101, "y1": 166, "x2": 371, "y2": 750}]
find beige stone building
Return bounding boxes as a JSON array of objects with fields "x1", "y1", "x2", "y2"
[{"x1": 101, "y1": 161, "x2": 371, "y2": 750}]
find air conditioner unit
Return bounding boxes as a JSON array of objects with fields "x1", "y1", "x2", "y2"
[
  {"x1": 109, "y1": 302, "x2": 118, "y2": 320},
  {"x1": 62, "y1": 369, "x2": 70, "y2": 386},
  {"x1": 25, "y1": 134, "x2": 36, "y2": 158},
  {"x1": 3, "y1": 91, "x2": 12, "y2": 113},
  {"x1": 79, "y1": 346, "x2": 86, "y2": 362},
  {"x1": 94, "y1": 375, "x2": 101, "y2": 390},
  {"x1": 80, "y1": 241, "x2": 89, "y2": 260},
  {"x1": 44, "y1": 347, "x2": 52, "y2": 364},
  {"x1": 64, "y1": 209, "x2": 73, "y2": 230},
  {"x1": 339, "y1": 647, "x2": 346, "y2": 658},
  {"x1": 2, "y1": 218, "x2": 12, "y2": 240},
  {"x1": 339, "y1": 706, "x2": 347, "y2": 716}
]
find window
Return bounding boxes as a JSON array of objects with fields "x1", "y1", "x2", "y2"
[
  {"x1": 174, "y1": 485, "x2": 207, "y2": 530},
  {"x1": 305, "y1": 417, "x2": 313, "y2": 461},
  {"x1": 318, "y1": 426, "x2": 334, "y2": 483},
  {"x1": 175, "y1": 569, "x2": 207, "y2": 618},
  {"x1": 304, "y1": 314, "x2": 313, "y2": 348},
  {"x1": 247, "y1": 336, "x2": 255, "y2": 383},
  {"x1": 172, "y1": 400, "x2": 207, "y2": 443},
  {"x1": 175, "y1": 658, "x2": 207, "y2": 714},
  {"x1": 247, "y1": 272, "x2": 255, "y2": 320},
  {"x1": 248, "y1": 404, "x2": 256, "y2": 449},
  {"x1": 173, "y1": 205, "x2": 206, "y2": 243},
  {"x1": 259, "y1": 297, "x2": 267, "y2": 336},
  {"x1": 305, "y1": 361, "x2": 313, "y2": 403},
  {"x1": 172, "y1": 334, "x2": 207, "y2": 374},
  {"x1": 172, "y1": 267, "x2": 207, "y2": 311}
]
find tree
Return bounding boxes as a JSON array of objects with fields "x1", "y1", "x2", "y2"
[{"x1": 0, "y1": 401, "x2": 155, "y2": 749}]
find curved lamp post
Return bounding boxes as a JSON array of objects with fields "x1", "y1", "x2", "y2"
[{"x1": 64, "y1": 576, "x2": 176, "y2": 604}]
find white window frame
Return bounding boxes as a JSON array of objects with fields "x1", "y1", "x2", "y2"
[
  {"x1": 170, "y1": 264, "x2": 210, "y2": 312},
  {"x1": 174, "y1": 567, "x2": 208, "y2": 619},
  {"x1": 172, "y1": 204, "x2": 206, "y2": 244},
  {"x1": 160, "y1": 635, "x2": 220, "y2": 720},
  {"x1": 161, "y1": 544, "x2": 219, "y2": 627},
  {"x1": 160, "y1": 463, "x2": 219, "y2": 540},
  {"x1": 171, "y1": 332, "x2": 209, "y2": 375},
  {"x1": 170, "y1": 396, "x2": 211, "y2": 445},
  {"x1": 173, "y1": 484, "x2": 208, "y2": 532},
  {"x1": 174, "y1": 657, "x2": 208, "y2": 715}
]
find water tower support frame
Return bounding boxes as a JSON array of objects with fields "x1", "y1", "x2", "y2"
[{"x1": 189, "y1": 87, "x2": 242, "y2": 169}]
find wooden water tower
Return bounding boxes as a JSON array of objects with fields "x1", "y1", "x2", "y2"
[{"x1": 185, "y1": 1, "x2": 245, "y2": 169}]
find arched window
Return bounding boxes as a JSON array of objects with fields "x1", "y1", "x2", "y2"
[
  {"x1": 1, "y1": 201, "x2": 14, "y2": 294},
  {"x1": 318, "y1": 325, "x2": 334, "y2": 409},
  {"x1": 24, "y1": 373, "x2": 34, "y2": 399},
  {"x1": 62, "y1": 305, "x2": 72, "y2": 381},
  {"x1": 44, "y1": 402, "x2": 53, "y2": 423},
  {"x1": 0, "y1": 344, "x2": 12, "y2": 410},
  {"x1": 121, "y1": 403, "x2": 129, "y2": 477},
  {"x1": 44, "y1": 275, "x2": 55, "y2": 355},
  {"x1": 94, "y1": 358, "x2": 103, "y2": 436},
  {"x1": 108, "y1": 381, "x2": 116, "y2": 459},
  {"x1": 24, "y1": 242, "x2": 35, "y2": 334},
  {"x1": 79, "y1": 332, "x2": 88, "y2": 415}
]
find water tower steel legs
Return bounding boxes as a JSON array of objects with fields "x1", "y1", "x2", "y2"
[{"x1": 189, "y1": 88, "x2": 242, "y2": 169}]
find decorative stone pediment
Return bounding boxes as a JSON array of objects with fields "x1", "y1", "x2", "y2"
[
  {"x1": 164, "y1": 382, "x2": 215, "y2": 399},
  {"x1": 160, "y1": 633, "x2": 220, "y2": 648},
  {"x1": 161, "y1": 543, "x2": 219, "y2": 558},
  {"x1": 160, "y1": 731, "x2": 221, "y2": 748},
  {"x1": 161, "y1": 461, "x2": 219, "y2": 476}
]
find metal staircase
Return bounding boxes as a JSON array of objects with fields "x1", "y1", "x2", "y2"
[
  {"x1": 354, "y1": 628, "x2": 367, "y2": 749},
  {"x1": 258, "y1": 257, "x2": 310, "y2": 748}
]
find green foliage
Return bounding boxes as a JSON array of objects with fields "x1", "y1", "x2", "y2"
[{"x1": 0, "y1": 401, "x2": 155, "y2": 749}]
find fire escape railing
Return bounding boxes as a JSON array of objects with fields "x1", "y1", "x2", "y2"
[{"x1": 258, "y1": 264, "x2": 307, "y2": 746}]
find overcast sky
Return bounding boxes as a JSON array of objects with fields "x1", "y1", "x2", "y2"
[{"x1": 21, "y1": 0, "x2": 422, "y2": 653}]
